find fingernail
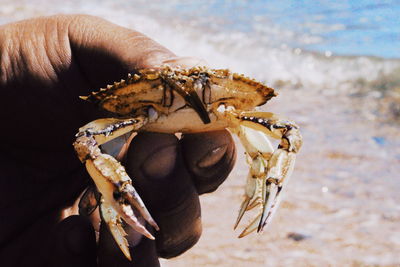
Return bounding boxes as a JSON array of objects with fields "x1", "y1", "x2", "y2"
[
  {"x1": 181, "y1": 130, "x2": 236, "y2": 194},
  {"x1": 161, "y1": 57, "x2": 208, "y2": 68},
  {"x1": 196, "y1": 144, "x2": 227, "y2": 169}
]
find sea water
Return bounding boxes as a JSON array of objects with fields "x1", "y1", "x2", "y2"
[{"x1": 126, "y1": 0, "x2": 400, "y2": 59}]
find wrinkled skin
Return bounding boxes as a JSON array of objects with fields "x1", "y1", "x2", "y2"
[{"x1": 0, "y1": 15, "x2": 235, "y2": 267}]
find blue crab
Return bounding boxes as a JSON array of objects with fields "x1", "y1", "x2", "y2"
[{"x1": 73, "y1": 66, "x2": 302, "y2": 260}]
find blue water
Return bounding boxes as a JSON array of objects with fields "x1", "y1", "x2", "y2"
[
  {"x1": 1, "y1": 0, "x2": 399, "y2": 58},
  {"x1": 134, "y1": 0, "x2": 400, "y2": 59}
]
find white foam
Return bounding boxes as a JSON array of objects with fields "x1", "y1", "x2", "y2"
[{"x1": 2, "y1": 0, "x2": 400, "y2": 91}]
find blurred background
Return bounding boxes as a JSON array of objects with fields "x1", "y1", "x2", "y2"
[{"x1": 1, "y1": 0, "x2": 399, "y2": 266}]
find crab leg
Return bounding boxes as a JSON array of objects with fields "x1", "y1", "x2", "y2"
[
  {"x1": 226, "y1": 111, "x2": 302, "y2": 237},
  {"x1": 73, "y1": 116, "x2": 159, "y2": 260}
]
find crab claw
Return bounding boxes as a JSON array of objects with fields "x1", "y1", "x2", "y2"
[
  {"x1": 120, "y1": 183, "x2": 160, "y2": 231},
  {"x1": 238, "y1": 214, "x2": 262, "y2": 238},
  {"x1": 258, "y1": 149, "x2": 296, "y2": 232},
  {"x1": 234, "y1": 173, "x2": 263, "y2": 230},
  {"x1": 74, "y1": 117, "x2": 159, "y2": 261},
  {"x1": 100, "y1": 200, "x2": 132, "y2": 261},
  {"x1": 85, "y1": 154, "x2": 158, "y2": 232},
  {"x1": 116, "y1": 201, "x2": 155, "y2": 240},
  {"x1": 225, "y1": 111, "x2": 302, "y2": 238},
  {"x1": 84, "y1": 154, "x2": 159, "y2": 261}
]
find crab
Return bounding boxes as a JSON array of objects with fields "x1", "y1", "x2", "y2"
[{"x1": 73, "y1": 66, "x2": 302, "y2": 261}]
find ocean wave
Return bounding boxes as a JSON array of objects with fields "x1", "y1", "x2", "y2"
[
  {"x1": 107, "y1": 10, "x2": 400, "y2": 92},
  {"x1": 2, "y1": 0, "x2": 399, "y2": 92}
]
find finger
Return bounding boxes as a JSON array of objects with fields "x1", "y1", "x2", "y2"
[
  {"x1": 47, "y1": 215, "x2": 97, "y2": 267},
  {"x1": 67, "y1": 14, "x2": 176, "y2": 93},
  {"x1": 181, "y1": 130, "x2": 236, "y2": 194},
  {"x1": 162, "y1": 57, "x2": 208, "y2": 68},
  {"x1": 98, "y1": 220, "x2": 159, "y2": 267},
  {"x1": 125, "y1": 132, "x2": 202, "y2": 259}
]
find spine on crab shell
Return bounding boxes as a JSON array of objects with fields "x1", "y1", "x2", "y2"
[
  {"x1": 78, "y1": 73, "x2": 143, "y2": 104},
  {"x1": 232, "y1": 73, "x2": 277, "y2": 99},
  {"x1": 78, "y1": 68, "x2": 164, "y2": 104}
]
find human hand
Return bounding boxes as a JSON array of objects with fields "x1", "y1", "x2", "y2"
[{"x1": 0, "y1": 15, "x2": 236, "y2": 266}]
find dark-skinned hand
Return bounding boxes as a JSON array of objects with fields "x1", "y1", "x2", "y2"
[{"x1": 0, "y1": 15, "x2": 236, "y2": 267}]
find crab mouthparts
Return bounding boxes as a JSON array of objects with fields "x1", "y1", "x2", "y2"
[
  {"x1": 186, "y1": 90, "x2": 211, "y2": 124},
  {"x1": 165, "y1": 78, "x2": 211, "y2": 124}
]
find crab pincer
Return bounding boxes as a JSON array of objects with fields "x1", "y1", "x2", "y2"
[
  {"x1": 74, "y1": 117, "x2": 159, "y2": 260},
  {"x1": 227, "y1": 112, "x2": 302, "y2": 237}
]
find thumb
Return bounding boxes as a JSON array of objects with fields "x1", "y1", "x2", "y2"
[{"x1": 67, "y1": 14, "x2": 176, "y2": 91}]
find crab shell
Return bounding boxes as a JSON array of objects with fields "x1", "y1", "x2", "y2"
[{"x1": 81, "y1": 66, "x2": 276, "y2": 133}]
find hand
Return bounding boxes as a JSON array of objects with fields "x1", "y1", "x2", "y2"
[{"x1": 0, "y1": 15, "x2": 236, "y2": 266}]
